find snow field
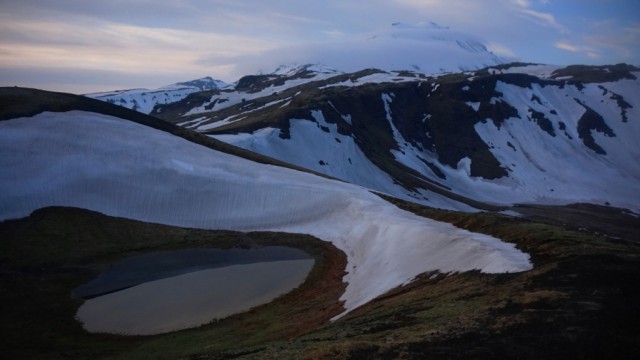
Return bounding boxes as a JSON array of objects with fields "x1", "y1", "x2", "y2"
[
  {"x1": 469, "y1": 80, "x2": 640, "y2": 211},
  {"x1": 209, "y1": 73, "x2": 640, "y2": 214},
  {"x1": 184, "y1": 71, "x2": 340, "y2": 121},
  {"x1": 0, "y1": 111, "x2": 532, "y2": 317},
  {"x1": 396, "y1": 77, "x2": 640, "y2": 212},
  {"x1": 88, "y1": 87, "x2": 201, "y2": 114}
]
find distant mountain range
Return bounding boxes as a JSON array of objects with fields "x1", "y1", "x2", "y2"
[
  {"x1": 86, "y1": 76, "x2": 231, "y2": 114},
  {"x1": 85, "y1": 22, "x2": 508, "y2": 115},
  {"x1": 89, "y1": 61, "x2": 639, "y2": 214}
]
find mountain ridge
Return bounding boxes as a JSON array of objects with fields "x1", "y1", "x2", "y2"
[
  {"x1": 2, "y1": 81, "x2": 640, "y2": 359},
  {"x1": 132, "y1": 63, "x2": 639, "y2": 213},
  {"x1": 85, "y1": 76, "x2": 231, "y2": 114}
]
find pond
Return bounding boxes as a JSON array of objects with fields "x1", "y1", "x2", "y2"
[{"x1": 73, "y1": 246, "x2": 314, "y2": 335}]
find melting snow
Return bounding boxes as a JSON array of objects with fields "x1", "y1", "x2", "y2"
[
  {"x1": 451, "y1": 79, "x2": 640, "y2": 212},
  {"x1": 466, "y1": 101, "x2": 481, "y2": 111},
  {"x1": 0, "y1": 111, "x2": 532, "y2": 318}
]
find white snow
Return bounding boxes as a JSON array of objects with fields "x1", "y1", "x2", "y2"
[
  {"x1": 319, "y1": 71, "x2": 420, "y2": 89},
  {"x1": 212, "y1": 110, "x2": 411, "y2": 199},
  {"x1": 196, "y1": 98, "x2": 290, "y2": 132},
  {"x1": 272, "y1": 63, "x2": 340, "y2": 76},
  {"x1": 466, "y1": 101, "x2": 481, "y2": 112},
  {"x1": 442, "y1": 78, "x2": 640, "y2": 212},
  {"x1": 486, "y1": 64, "x2": 564, "y2": 78},
  {"x1": 87, "y1": 87, "x2": 199, "y2": 114},
  {"x1": 207, "y1": 73, "x2": 640, "y2": 213},
  {"x1": 212, "y1": 106, "x2": 474, "y2": 212},
  {"x1": 0, "y1": 111, "x2": 532, "y2": 318},
  {"x1": 87, "y1": 77, "x2": 231, "y2": 115},
  {"x1": 184, "y1": 72, "x2": 339, "y2": 122}
]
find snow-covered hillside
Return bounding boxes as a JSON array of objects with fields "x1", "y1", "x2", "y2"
[
  {"x1": 161, "y1": 64, "x2": 354, "y2": 124},
  {"x1": 0, "y1": 110, "x2": 532, "y2": 317},
  {"x1": 207, "y1": 65, "x2": 640, "y2": 213},
  {"x1": 213, "y1": 110, "x2": 475, "y2": 211},
  {"x1": 86, "y1": 77, "x2": 230, "y2": 114},
  {"x1": 156, "y1": 68, "x2": 428, "y2": 132}
]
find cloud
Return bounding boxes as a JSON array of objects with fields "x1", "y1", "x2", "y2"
[
  {"x1": 582, "y1": 21, "x2": 640, "y2": 62},
  {"x1": 0, "y1": 66, "x2": 191, "y2": 94},
  {"x1": 486, "y1": 42, "x2": 519, "y2": 58},
  {"x1": 555, "y1": 41, "x2": 600, "y2": 59},
  {"x1": 509, "y1": 0, "x2": 565, "y2": 32},
  {"x1": 323, "y1": 29, "x2": 346, "y2": 38},
  {"x1": 1, "y1": 0, "x2": 638, "y2": 93},
  {"x1": 229, "y1": 23, "x2": 507, "y2": 77},
  {"x1": 390, "y1": 0, "x2": 565, "y2": 44},
  {"x1": 513, "y1": 0, "x2": 531, "y2": 7},
  {"x1": 555, "y1": 41, "x2": 580, "y2": 52},
  {"x1": 0, "y1": 15, "x2": 281, "y2": 81},
  {"x1": 518, "y1": 8, "x2": 564, "y2": 32},
  {"x1": 553, "y1": 19, "x2": 640, "y2": 65}
]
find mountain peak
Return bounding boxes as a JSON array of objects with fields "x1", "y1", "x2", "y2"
[
  {"x1": 271, "y1": 63, "x2": 341, "y2": 76},
  {"x1": 164, "y1": 77, "x2": 231, "y2": 91}
]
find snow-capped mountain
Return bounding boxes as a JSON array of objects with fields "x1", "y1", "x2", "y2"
[
  {"x1": 85, "y1": 76, "x2": 230, "y2": 114},
  {"x1": 88, "y1": 22, "x2": 507, "y2": 117},
  {"x1": 153, "y1": 63, "x2": 640, "y2": 213},
  {"x1": 360, "y1": 21, "x2": 507, "y2": 72},
  {"x1": 169, "y1": 77, "x2": 230, "y2": 91},
  {"x1": 0, "y1": 87, "x2": 531, "y2": 317},
  {"x1": 272, "y1": 63, "x2": 341, "y2": 76},
  {"x1": 231, "y1": 22, "x2": 509, "y2": 77},
  {"x1": 146, "y1": 63, "x2": 355, "y2": 124}
]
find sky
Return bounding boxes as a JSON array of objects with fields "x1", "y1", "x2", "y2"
[{"x1": 0, "y1": 0, "x2": 638, "y2": 94}]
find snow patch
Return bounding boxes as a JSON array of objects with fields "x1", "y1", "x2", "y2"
[
  {"x1": 1, "y1": 111, "x2": 532, "y2": 318},
  {"x1": 466, "y1": 101, "x2": 481, "y2": 111}
]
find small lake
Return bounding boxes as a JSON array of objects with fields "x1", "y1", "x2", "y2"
[{"x1": 74, "y1": 247, "x2": 314, "y2": 335}]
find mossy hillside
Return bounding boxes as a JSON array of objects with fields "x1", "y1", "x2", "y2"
[{"x1": 0, "y1": 207, "x2": 346, "y2": 360}]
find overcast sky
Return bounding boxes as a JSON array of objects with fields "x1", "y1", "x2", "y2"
[{"x1": 0, "y1": 0, "x2": 638, "y2": 93}]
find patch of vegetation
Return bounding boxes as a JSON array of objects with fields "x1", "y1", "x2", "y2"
[
  {"x1": 512, "y1": 203, "x2": 640, "y2": 243},
  {"x1": 550, "y1": 64, "x2": 639, "y2": 83},
  {"x1": 0, "y1": 207, "x2": 346, "y2": 360}
]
